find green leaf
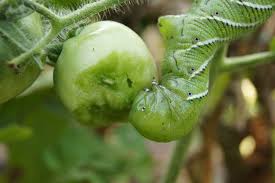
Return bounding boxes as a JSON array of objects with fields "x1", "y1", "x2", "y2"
[
  {"x1": 107, "y1": 125, "x2": 154, "y2": 183},
  {"x1": 0, "y1": 125, "x2": 32, "y2": 142},
  {"x1": 0, "y1": 88, "x2": 153, "y2": 183},
  {"x1": 269, "y1": 37, "x2": 275, "y2": 52},
  {"x1": 0, "y1": 0, "x2": 33, "y2": 20}
]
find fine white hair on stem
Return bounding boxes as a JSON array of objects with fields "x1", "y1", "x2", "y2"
[{"x1": 41, "y1": 0, "x2": 146, "y2": 17}]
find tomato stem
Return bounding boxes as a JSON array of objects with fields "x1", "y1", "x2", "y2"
[
  {"x1": 61, "y1": 0, "x2": 130, "y2": 26},
  {"x1": 221, "y1": 51, "x2": 275, "y2": 72},
  {"x1": 22, "y1": 0, "x2": 61, "y2": 23},
  {"x1": 7, "y1": 0, "x2": 130, "y2": 67},
  {"x1": 162, "y1": 132, "x2": 193, "y2": 183}
]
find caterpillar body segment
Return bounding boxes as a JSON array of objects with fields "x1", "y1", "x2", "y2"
[{"x1": 130, "y1": 0, "x2": 274, "y2": 142}]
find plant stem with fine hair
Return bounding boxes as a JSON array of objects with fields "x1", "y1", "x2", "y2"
[
  {"x1": 162, "y1": 132, "x2": 193, "y2": 183},
  {"x1": 8, "y1": 0, "x2": 129, "y2": 66},
  {"x1": 221, "y1": 51, "x2": 275, "y2": 72}
]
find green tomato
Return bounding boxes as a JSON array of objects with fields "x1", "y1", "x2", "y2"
[
  {"x1": 0, "y1": 13, "x2": 43, "y2": 104},
  {"x1": 54, "y1": 21, "x2": 157, "y2": 127}
]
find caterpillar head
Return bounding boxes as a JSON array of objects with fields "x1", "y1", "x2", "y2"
[{"x1": 158, "y1": 15, "x2": 186, "y2": 44}]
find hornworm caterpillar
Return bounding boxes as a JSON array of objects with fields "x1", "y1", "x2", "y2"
[{"x1": 129, "y1": 0, "x2": 275, "y2": 142}]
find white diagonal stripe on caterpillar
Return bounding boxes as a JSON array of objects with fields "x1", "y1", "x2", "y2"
[
  {"x1": 196, "y1": 15, "x2": 261, "y2": 28},
  {"x1": 189, "y1": 53, "x2": 215, "y2": 79},
  {"x1": 187, "y1": 89, "x2": 208, "y2": 101},
  {"x1": 184, "y1": 37, "x2": 229, "y2": 52},
  {"x1": 229, "y1": 0, "x2": 273, "y2": 10}
]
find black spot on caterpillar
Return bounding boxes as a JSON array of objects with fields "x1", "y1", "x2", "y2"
[{"x1": 129, "y1": 0, "x2": 275, "y2": 142}]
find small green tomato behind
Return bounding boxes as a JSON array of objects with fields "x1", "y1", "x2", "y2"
[
  {"x1": 0, "y1": 13, "x2": 43, "y2": 104},
  {"x1": 54, "y1": 21, "x2": 157, "y2": 127}
]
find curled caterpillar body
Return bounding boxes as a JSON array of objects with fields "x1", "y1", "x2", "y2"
[{"x1": 129, "y1": 0, "x2": 274, "y2": 142}]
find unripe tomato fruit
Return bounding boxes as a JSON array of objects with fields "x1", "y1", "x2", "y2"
[
  {"x1": 0, "y1": 13, "x2": 43, "y2": 104},
  {"x1": 54, "y1": 21, "x2": 157, "y2": 126}
]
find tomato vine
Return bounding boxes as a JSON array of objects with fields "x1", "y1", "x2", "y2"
[{"x1": 7, "y1": 0, "x2": 130, "y2": 68}]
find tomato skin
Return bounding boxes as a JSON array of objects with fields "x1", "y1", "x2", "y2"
[
  {"x1": 54, "y1": 21, "x2": 157, "y2": 126},
  {"x1": 0, "y1": 13, "x2": 43, "y2": 104}
]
